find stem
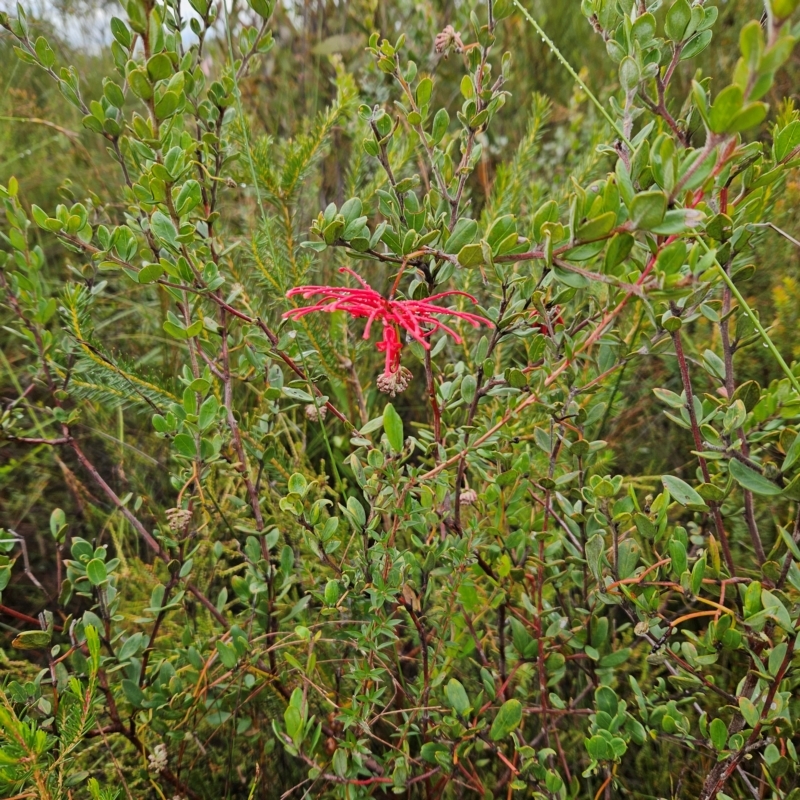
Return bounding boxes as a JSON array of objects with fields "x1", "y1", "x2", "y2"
[
  {"x1": 222, "y1": 0, "x2": 266, "y2": 222},
  {"x1": 513, "y1": 0, "x2": 633, "y2": 150},
  {"x1": 696, "y1": 237, "x2": 800, "y2": 396},
  {"x1": 671, "y1": 328, "x2": 737, "y2": 575}
]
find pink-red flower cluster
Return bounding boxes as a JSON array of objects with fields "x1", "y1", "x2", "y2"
[{"x1": 284, "y1": 268, "x2": 491, "y2": 392}]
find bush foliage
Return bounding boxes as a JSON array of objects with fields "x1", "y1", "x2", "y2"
[{"x1": 3, "y1": 0, "x2": 800, "y2": 798}]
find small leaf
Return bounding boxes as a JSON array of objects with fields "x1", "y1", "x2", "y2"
[
  {"x1": 138, "y1": 262, "x2": 165, "y2": 284},
  {"x1": 457, "y1": 242, "x2": 485, "y2": 267},
  {"x1": 630, "y1": 191, "x2": 667, "y2": 230},
  {"x1": 585, "y1": 534, "x2": 605, "y2": 582},
  {"x1": 86, "y1": 558, "x2": 108, "y2": 586},
  {"x1": 12, "y1": 630, "x2": 52, "y2": 649},
  {"x1": 332, "y1": 748, "x2": 347, "y2": 778},
  {"x1": 653, "y1": 388, "x2": 685, "y2": 409},
  {"x1": 122, "y1": 679, "x2": 144, "y2": 707},
  {"x1": 781, "y1": 432, "x2": 800, "y2": 472},
  {"x1": 768, "y1": 642, "x2": 788, "y2": 676},
  {"x1": 431, "y1": 108, "x2": 449, "y2": 144},
  {"x1": 662, "y1": 475, "x2": 707, "y2": 508},
  {"x1": 444, "y1": 679, "x2": 471, "y2": 716},
  {"x1": 198, "y1": 395, "x2": 219, "y2": 430},
  {"x1": 738, "y1": 696, "x2": 759, "y2": 728},
  {"x1": 444, "y1": 218, "x2": 478, "y2": 254},
  {"x1": 150, "y1": 211, "x2": 178, "y2": 248},
  {"x1": 287, "y1": 473, "x2": 308, "y2": 496},
  {"x1": 489, "y1": 699, "x2": 522, "y2": 740},
  {"x1": 461, "y1": 375, "x2": 477, "y2": 404},
  {"x1": 665, "y1": 0, "x2": 692, "y2": 41},
  {"x1": 708, "y1": 85, "x2": 744, "y2": 134},
  {"x1": 383, "y1": 403, "x2": 404, "y2": 452},
  {"x1": 576, "y1": 211, "x2": 616, "y2": 241},
  {"x1": 726, "y1": 102, "x2": 768, "y2": 133},
  {"x1": 216, "y1": 640, "x2": 237, "y2": 668},
  {"x1": 681, "y1": 29, "x2": 713, "y2": 60},
  {"x1": 709, "y1": 717, "x2": 727, "y2": 750},
  {"x1": 728, "y1": 458, "x2": 782, "y2": 496},
  {"x1": 416, "y1": 77, "x2": 433, "y2": 107}
]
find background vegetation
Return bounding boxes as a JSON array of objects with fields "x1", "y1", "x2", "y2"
[{"x1": 2, "y1": 0, "x2": 800, "y2": 798}]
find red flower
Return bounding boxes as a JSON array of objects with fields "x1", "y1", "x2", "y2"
[{"x1": 284, "y1": 268, "x2": 491, "y2": 392}]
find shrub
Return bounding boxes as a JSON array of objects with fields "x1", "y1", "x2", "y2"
[{"x1": 2, "y1": 0, "x2": 800, "y2": 797}]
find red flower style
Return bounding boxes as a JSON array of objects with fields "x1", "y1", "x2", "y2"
[{"x1": 284, "y1": 268, "x2": 492, "y2": 393}]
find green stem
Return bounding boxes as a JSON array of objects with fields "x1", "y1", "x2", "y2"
[
  {"x1": 696, "y1": 237, "x2": 800, "y2": 395},
  {"x1": 221, "y1": 0, "x2": 266, "y2": 222},
  {"x1": 295, "y1": 337, "x2": 342, "y2": 493},
  {"x1": 513, "y1": 0, "x2": 634, "y2": 151}
]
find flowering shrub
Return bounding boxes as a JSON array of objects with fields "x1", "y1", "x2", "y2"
[{"x1": 2, "y1": 0, "x2": 800, "y2": 798}]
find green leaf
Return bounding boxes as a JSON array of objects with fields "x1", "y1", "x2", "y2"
[
  {"x1": 772, "y1": 0, "x2": 800, "y2": 18},
  {"x1": 151, "y1": 211, "x2": 178, "y2": 248},
  {"x1": 489, "y1": 699, "x2": 522, "y2": 740},
  {"x1": 493, "y1": 0, "x2": 514, "y2": 20},
  {"x1": 247, "y1": 0, "x2": 273, "y2": 17},
  {"x1": 630, "y1": 191, "x2": 667, "y2": 230},
  {"x1": 781, "y1": 432, "x2": 800, "y2": 472},
  {"x1": 726, "y1": 102, "x2": 768, "y2": 133},
  {"x1": 198, "y1": 395, "x2": 219, "y2": 430},
  {"x1": 12, "y1": 630, "x2": 52, "y2": 649},
  {"x1": 34, "y1": 36, "x2": 55, "y2": 68},
  {"x1": 457, "y1": 242, "x2": 485, "y2": 267},
  {"x1": 138, "y1": 262, "x2": 165, "y2": 284},
  {"x1": 176, "y1": 180, "x2": 202, "y2": 215},
  {"x1": 383, "y1": 403, "x2": 404, "y2": 452},
  {"x1": 728, "y1": 458, "x2": 782, "y2": 496},
  {"x1": 631, "y1": 13, "x2": 656, "y2": 45},
  {"x1": 163, "y1": 320, "x2": 188, "y2": 340},
  {"x1": 324, "y1": 579, "x2": 341, "y2": 605},
  {"x1": 346, "y1": 496, "x2": 366, "y2": 527},
  {"x1": 216, "y1": 640, "x2": 238, "y2": 668},
  {"x1": 103, "y1": 80, "x2": 126, "y2": 109},
  {"x1": 420, "y1": 742, "x2": 449, "y2": 763},
  {"x1": 86, "y1": 558, "x2": 108, "y2": 586},
  {"x1": 577, "y1": 211, "x2": 616, "y2": 241},
  {"x1": 147, "y1": 53, "x2": 173, "y2": 81},
  {"x1": 287, "y1": 473, "x2": 308, "y2": 495},
  {"x1": 332, "y1": 747, "x2": 347, "y2": 778},
  {"x1": 653, "y1": 388, "x2": 685, "y2": 408},
  {"x1": 618, "y1": 57, "x2": 640, "y2": 92},
  {"x1": 669, "y1": 538, "x2": 688, "y2": 576},
  {"x1": 155, "y1": 91, "x2": 180, "y2": 119},
  {"x1": 487, "y1": 215, "x2": 517, "y2": 251},
  {"x1": 738, "y1": 696, "x2": 759, "y2": 728},
  {"x1": 662, "y1": 475, "x2": 707, "y2": 508},
  {"x1": 709, "y1": 717, "x2": 727, "y2": 750},
  {"x1": 586, "y1": 533, "x2": 605, "y2": 582},
  {"x1": 110, "y1": 16, "x2": 132, "y2": 47},
  {"x1": 768, "y1": 642, "x2": 788, "y2": 676},
  {"x1": 444, "y1": 218, "x2": 478, "y2": 254},
  {"x1": 708, "y1": 85, "x2": 744, "y2": 134},
  {"x1": 681, "y1": 29, "x2": 713, "y2": 60},
  {"x1": 432, "y1": 108, "x2": 449, "y2": 144},
  {"x1": 665, "y1": 0, "x2": 692, "y2": 41},
  {"x1": 126, "y1": 67, "x2": 152, "y2": 101},
  {"x1": 416, "y1": 77, "x2": 433, "y2": 107},
  {"x1": 282, "y1": 387, "x2": 314, "y2": 402},
  {"x1": 461, "y1": 374, "x2": 477, "y2": 404},
  {"x1": 122, "y1": 679, "x2": 144, "y2": 708},
  {"x1": 739, "y1": 20, "x2": 764, "y2": 69},
  {"x1": 444, "y1": 679, "x2": 471, "y2": 716},
  {"x1": 586, "y1": 734, "x2": 611, "y2": 761}
]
